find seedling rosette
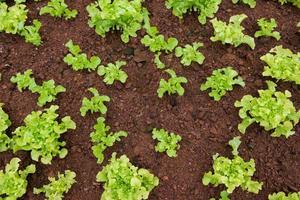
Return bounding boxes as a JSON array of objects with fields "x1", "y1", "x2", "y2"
[{"x1": 175, "y1": 42, "x2": 205, "y2": 66}]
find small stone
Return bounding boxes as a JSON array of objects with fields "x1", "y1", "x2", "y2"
[{"x1": 123, "y1": 47, "x2": 134, "y2": 56}]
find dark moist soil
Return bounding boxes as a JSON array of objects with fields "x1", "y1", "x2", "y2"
[{"x1": 0, "y1": 0, "x2": 300, "y2": 199}]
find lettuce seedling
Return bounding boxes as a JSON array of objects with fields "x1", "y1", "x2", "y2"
[
  {"x1": 261, "y1": 46, "x2": 300, "y2": 85},
  {"x1": 210, "y1": 14, "x2": 255, "y2": 49},
  {"x1": 277, "y1": 0, "x2": 300, "y2": 8},
  {"x1": 97, "y1": 61, "x2": 128, "y2": 85},
  {"x1": 20, "y1": 19, "x2": 42, "y2": 46},
  {"x1": 90, "y1": 117, "x2": 128, "y2": 163},
  {"x1": 0, "y1": 103, "x2": 11, "y2": 152},
  {"x1": 268, "y1": 192, "x2": 300, "y2": 200},
  {"x1": 154, "y1": 53, "x2": 166, "y2": 69},
  {"x1": 165, "y1": 0, "x2": 222, "y2": 24},
  {"x1": 86, "y1": 0, "x2": 147, "y2": 43},
  {"x1": 235, "y1": 81, "x2": 300, "y2": 138},
  {"x1": 202, "y1": 137, "x2": 263, "y2": 199},
  {"x1": 80, "y1": 88, "x2": 110, "y2": 117},
  {"x1": 64, "y1": 40, "x2": 101, "y2": 71},
  {"x1": 34, "y1": 170, "x2": 76, "y2": 200},
  {"x1": 40, "y1": 0, "x2": 78, "y2": 20},
  {"x1": 200, "y1": 67, "x2": 245, "y2": 101},
  {"x1": 152, "y1": 128, "x2": 182, "y2": 157},
  {"x1": 11, "y1": 69, "x2": 66, "y2": 107},
  {"x1": 254, "y1": 18, "x2": 281, "y2": 40},
  {"x1": 175, "y1": 42, "x2": 205, "y2": 66},
  {"x1": 97, "y1": 153, "x2": 159, "y2": 200},
  {"x1": 11, "y1": 105, "x2": 76, "y2": 164},
  {"x1": 0, "y1": 158, "x2": 36, "y2": 200},
  {"x1": 157, "y1": 69, "x2": 188, "y2": 98},
  {"x1": 232, "y1": 0, "x2": 256, "y2": 8}
]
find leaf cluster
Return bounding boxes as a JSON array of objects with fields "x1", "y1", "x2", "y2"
[
  {"x1": 97, "y1": 61, "x2": 128, "y2": 85},
  {"x1": 96, "y1": 153, "x2": 159, "y2": 200},
  {"x1": 40, "y1": 0, "x2": 77, "y2": 20},
  {"x1": 0, "y1": 103, "x2": 11, "y2": 152},
  {"x1": 254, "y1": 18, "x2": 281, "y2": 40},
  {"x1": 235, "y1": 81, "x2": 300, "y2": 138},
  {"x1": 175, "y1": 42, "x2": 205, "y2": 66},
  {"x1": 268, "y1": 192, "x2": 300, "y2": 200},
  {"x1": 200, "y1": 67, "x2": 245, "y2": 101}
]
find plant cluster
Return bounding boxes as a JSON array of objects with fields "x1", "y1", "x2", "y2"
[
  {"x1": 157, "y1": 69, "x2": 188, "y2": 98},
  {"x1": 0, "y1": 158, "x2": 36, "y2": 200},
  {"x1": 34, "y1": 170, "x2": 76, "y2": 200},
  {"x1": 165, "y1": 0, "x2": 222, "y2": 24},
  {"x1": 86, "y1": 0, "x2": 147, "y2": 43},
  {"x1": 254, "y1": 18, "x2": 281, "y2": 40},
  {"x1": 64, "y1": 40, "x2": 101, "y2": 71},
  {"x1": 202, "y1": 137, "x2": 263, "y2": 199},
  {"x1": 11, "y1": 105, "x2": 76, "y2": 164},
  {"x1": 232, "y1": 0, "x2": 256, "y2": 8},
  {"x1": 268, "y1": 192, "x2": 300, "y2": 200},
  {"x1": 40, "y1": 0, "x2": 78, "y2": 20},
  {"x1": 200, "y1": 67, "x2": 245, "y2": 101},
  {"x1": 210, "y1": 14, "x2": 255, "y2": 49},
  {"x1": 80, "y1": 88, "x2": 110, "y2": 117},
  {"x1": 96, "y1": 153, "x2": 159, "y2": 200},
  {"x1": 0, "y1": 1, "x2": 42, "y2": 46},
  {"x1": 152, "y1": 128, "x2": 182, "y2": 157},
  {"x1": 235, "y1": 81, "x2": 300, "y2": 138},
  {"x1": 97, "y1": 61, "x2": 128, "y2": 85},
  {"x1": 90, "y1": 117, "x2": 128, "y2": 163},
  {"x1": 175, "y1": 42, "x2": 205, "y2": 66},
  {"x1": 11, "y1": 69, "x2": 66, "y2": 107},
  {"x1": 0, "y1": 103, "x2": 11, "y2": 152},
  {"x1": 261, "y1": 45, "x2": 300, "y2": 85}
]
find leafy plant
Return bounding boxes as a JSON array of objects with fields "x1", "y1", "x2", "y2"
[
  {"x1": 202, "y1": 137, "x2": 263, "y2": 199},
  {"x1": 11, "y1": 105, "x2": 76, "y2": 164},
  {"x1": 80, "y1": 88, "x2": 110, "y2": 117},
  {"x1": 11, "y1": 69, "x2": 66, "y2": 107},
  {"x1": 268, "y1": 192, "x2": 300, "y2": 200},
  {"x1": 64, "y1": 40, "x2": 101, "y2": 71},
  {"x1": 40, "y1": 0, "x2": 78, "y2": 20},
  {"x1": 90, "y1": 117, "x2": 128, "y2": 163},
  {"x1": 0, "y1": 1, "x2": 42, "y2": 46},
  {"x1": 0, "y1": 103, "x2": 11, "y2": 152},
  {"x1": 261, "y1": 45, "x2": 300, "y2": 85},
  {"x1": 0, "y1": 158, "x2": 36, "y2": 200},
  {"x1": 200, "y1": 67, "x2": 245, "y2": 101},
  {"x1": 254, "y1": 18, "x2": 281, "y2": 40},
  {"x1": 154, "y1": 53, "x2": 166, "y2": 69},
  {"x1": 157, "y1": 69, "x2": 188, "y2": 98},
  {"x1": 152, "y1": 128, "x2": 182, "y2": 157},
  {"x1": 277, "y1": 0, "x2": 300, "y2": 8},
  {"x1": 86, "y1": 0, "x2": 147, "y2": 43},
  {"x1": 175, "y1": 42, "x2": 205, "y2": 66},
  {"x1": 210, "y1": 14, "x2": 255, "y2": 49},
  {"x1": 97, "y1": 61, "x2": 128, "y2": 85},
  {"x1": 34, "y1": 170, "x2": 76, "y2": 200},
  {"x1": 96, "y1": 153, "x2": 159, "y2": 200},
  {"x1": 235, "y1": 81, "x2": 300, "y2": 138},
  {"x1": 165, "y1": 0, "x2": 222, "y2": 24},
  {"x1": 232, "y1": 0, "x2": 256, "y2": 8}
]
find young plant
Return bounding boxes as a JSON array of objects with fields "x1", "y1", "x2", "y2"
[
  {"x1": 90, "y1": 117, "x2": 128, "y2": 163},
  {"x1": 254, "y1": 18, "x2": 281, "y2": 40},
  {"x1": 0, "y1": 103, "x2": 11, "y2": 152},
  {"x1": 268, "y1": 192, "x2": 300, "y2": 200},
  {"x1": 64, "y1": 40, "x2": 101, "y2": 71},
  {"x1": 165, "y1": 0, "x2": 222, "y2": 24},
  {"x1": 96, "y1": 153, "x2": 159, "y2": 200},
  {"x1": 80, "y1": 88, "x2": 110, "y2": 117},
  {"x1": 175, "y1": 42, "x2": 205, "y2": 66},
  {"x1": 34, "y1": 170, "x2": 76, "y2": 200},
  {"x1": 152, "y1": 128, "x2": 182, "y2": 157},
  {"x1": 97, "y1": 61, "x2": 128, "y2": 85},
  {"x1": 157, "y1": 69, "x2": 188, "y2": 98},
  {"x1": 11, "y1": 105, "x2": 76, "y2": 164},
  {"x1": 11, "y1": 69, "x2": 66, "y2": 107},
  {"x1": 210, "y1": 14, "x2": 255, "y2": 49},
  {"x1": 154, "y1": 53, "x2": 166, "y2": 69},
  {"x1": 40, "y1": 0, "x2": 78, "y2": 20},
  {"x1": 235, "y1": 81, "x2": 300, "y2": 138},
  {"x1": 200, "y1": 67, "x2": 245, "y2": 101},
  {"x1": 0, "y1": 158, "x2": 36, "y2": 200},
  {"x1": 232, "y1": 0, "x2": 256, "y2": 8},
  {"x1": 261, "y1": 45, "x2": 300, "y2": 85},
  {"x1": 86, "y1": 0, "x2": 147, "y2": 43},
  {"x1": 202, "y1": 137, "x2": 263, "y2": 199}
]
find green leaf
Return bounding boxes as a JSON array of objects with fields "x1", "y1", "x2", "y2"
[
  {"x1": 228, "y1": 136, "x2": 241, "y2": 156},
  {"x1": 254, "y1": 18, "x2": 281, "y2": 40},
  {"x1": 10, "y1": 69, "x2": 37, "y2": 92},
  {"x1": 97, "y1": 61, "x2": 128, "y2": 85},
  {"x1": 20, "y1": 19, "x2": 42, "y2": 46},
  {"x1": 40, "y1": 0, "x2": 78, "y2": 20},
  {"x1": 154, "y1": 53, "x2": 166, "y2": 69},
  {"x1": 232, "y1": 0, "x2": 256, "y2": 8},
  {"x1": 175, "y1": 42, "x2": 205, "y2": 66}
]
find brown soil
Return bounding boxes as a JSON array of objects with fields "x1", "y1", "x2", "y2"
[{"x1": 0, "y1": 0, "x2": 300, "y2": 199}]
